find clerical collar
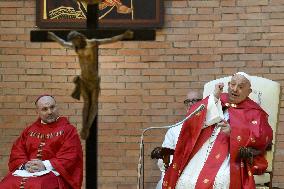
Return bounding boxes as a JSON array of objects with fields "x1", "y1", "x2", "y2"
[{"x1": 41, "y1": 116, "x2": 60, "y2": 124}]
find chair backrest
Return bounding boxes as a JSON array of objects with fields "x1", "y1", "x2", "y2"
[{"x1": 203, "y1": 75, "x2": 280, "y2": 172}]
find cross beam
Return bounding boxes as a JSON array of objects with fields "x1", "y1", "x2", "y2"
[{"x1": 30, "y1": 29, "x2": 155, "y2": 42}]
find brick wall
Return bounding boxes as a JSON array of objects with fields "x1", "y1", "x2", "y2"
[{"x1": 1, "y1": 0, "x2": 284, "y2": 188}]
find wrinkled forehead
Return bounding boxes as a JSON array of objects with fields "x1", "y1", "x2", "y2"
[{"x1": 230, "y1": 74, "x2": 251, "y2": 85}]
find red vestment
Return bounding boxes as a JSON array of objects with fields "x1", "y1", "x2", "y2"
[
  {"x1": 0, "y1": 117, "x2": 83, "y2": 189},
  {"x1": 163, "y1": 93, "x2": 273, "y2": 189}
]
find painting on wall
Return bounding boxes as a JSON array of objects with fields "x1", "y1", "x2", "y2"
[{"x1": 36, "y1": 0, "x2": 163, "y2": 29}]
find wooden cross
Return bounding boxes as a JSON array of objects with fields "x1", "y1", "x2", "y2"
[{"x1": 30, "y1": 1, "x2": 155, "y2": 189}]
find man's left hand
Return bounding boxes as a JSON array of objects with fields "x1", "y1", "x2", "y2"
[{"x1": 217, "y1": 120, "x2": 231, "y2": 136}]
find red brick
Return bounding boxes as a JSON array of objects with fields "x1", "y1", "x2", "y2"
[
  {"x1": 0, "y1": 55, "x2": 25, "y2": 61},
  {"x1": 99, "y1": 55, "x2": 124, "y2": 62},
  {"x1": 215, "y1": 34, "x2": 245, "y2": 40},
  {"x1": 263, "y1": 60, "x2": 284, "y2": 67},
  {"x1": 117, "y1": 63, "x2": 148, "y2": 69},
  {"x1": 271, "y1": 26, "x2": 284, "y2": 33},
  {"x1": 190, "y1": 27, "x2": 221, "y2": 34},
  {"x1": 167, "y1": 34, "x2": 198, "y2": 41},
  {"x1": 0, "y1": 27, "x2": 24, "y2": 34},
  {"x1": 187, "y1": 1, "x2": 220, "y2": 7},
  {"x1": 238, "y1": 0, "x2": 268, "y2": 6},
  {"x1": 42, "y1": 56, "x2": 75, "y2": 63},
  {"x1": 142, "y1": 83, "x2": 174, "y2": 89},
  {"x1": 239, "y1": 40, "x2": 269, "y2": 47},
  {"x1": 215, "y1": 20, "x2": 246, "y2": 27},
  {"x1": 198, "y1": 8, "x2": 214, "y2": 14},
  {"x1": 190, "y1": 55, "x2": 221, "y2": 61},
  {"x1": 1, "y1": 21, "x2": 16, "y2": 27},
  {"x1": 118, "y1": 49, "x2": 148, "y2": 56},
  {"x1": 0, "y1": 8, "x2": 16, "y2": 14},
  {"x1": 239, "y1": 54, "x2": 269, "y2": 60},
  {"x1": 101, "y1": 82, "x2": 125, "y2": 89},
  {"x1": 215, "y1": 48, "x2": 245, "y2": 54},
  {"x1": 16, "y1": 8, "x2": 35, "y2": 15},
  {"x1": 0, "y1": 2, "x2": 23, "y2": 7},
  {"x1": 271, "y1": 40, "x2": 284, "y2": 47},
  {"x1": 190, "y1": 14, "x2": 221, "y2": 21},
  {"x1": 191, "y1": 41, "x2": 221, "y2": 48},
  {"x1": 19, "y1": 48, "x2": 50, "y2": 55},
  {"x1": 0, "y1": 34, "x2": 17, "y2": 40}
]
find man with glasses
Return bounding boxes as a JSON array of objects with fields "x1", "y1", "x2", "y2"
[{"x1": 152, "y1": 90, "x2": 202, "y2": 189}]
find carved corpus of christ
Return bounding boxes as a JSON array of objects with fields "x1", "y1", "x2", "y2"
[{"x1": 48, "y1": 30, "x2": 133, "y2": 139}]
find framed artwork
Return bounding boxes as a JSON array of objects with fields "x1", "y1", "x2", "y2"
[{"x1": 36, "y1": 0, "x2": 163, "y2": 29}]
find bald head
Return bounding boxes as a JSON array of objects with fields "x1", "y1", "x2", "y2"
[
  {"x1": 36, "y1": 95, "x2": 59, "y2": 123},
  {"x1": 186, "y1": 90, "x2": 201, "y2": 100},
  {"x1": 184, "y1": 90, "x2": 202, "y2": 111},
  {"x1": 228, "y1": 73, "x2": 252, "y2": 104}
]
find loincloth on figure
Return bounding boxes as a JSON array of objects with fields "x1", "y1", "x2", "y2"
[{"x1": 71, "y1": 75, "x2": 100, "y2": 100}]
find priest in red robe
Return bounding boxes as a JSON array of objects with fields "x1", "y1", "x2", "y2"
[
  {"x1": 0, "y1": 95, "x2": 83, "y2": 189},
  {"x1": 162, "y1": 72, "x2": 273, "y2": 189}
]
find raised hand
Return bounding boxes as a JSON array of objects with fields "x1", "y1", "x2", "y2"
[
  {"x1": 214, "y1": 82, "x2": 224, "y2": 99},
  {"x1": 217, "y1": 120, "x2": 231, "y2": 136}
]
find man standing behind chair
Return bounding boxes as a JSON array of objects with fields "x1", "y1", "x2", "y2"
[
  {"x1": 0, "y1": 95, "x2": 83, "y2": 189},
  {"x1": 153, "y1": 90, "x2": 202, "y2": 189},
  {"x1": 163, "y1": 72, "x2": 273, "y2": 189}
]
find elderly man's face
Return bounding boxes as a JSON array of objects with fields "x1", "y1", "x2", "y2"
[
  {"x1": 36, "y1": 96, "x2": 59, "y2": 124},
  {"x1": 228, "y1": 74, "x2": 252, "y2": 104}
]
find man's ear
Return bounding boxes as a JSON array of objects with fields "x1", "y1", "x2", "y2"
[{"x1": 249, "y1": 88, "x2": 252, "y2": 94}]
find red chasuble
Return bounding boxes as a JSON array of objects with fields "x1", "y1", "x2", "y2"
[
  {"x1": 162, "y1": 93, "x2": 273, "y2": 189},
  {"x1": 0, "y1": 117, "x2": 83, "y2": 189}
]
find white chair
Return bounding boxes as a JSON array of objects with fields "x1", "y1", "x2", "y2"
[{"x1": 203, "y1": 75, "x2": 280, "y2": 189}]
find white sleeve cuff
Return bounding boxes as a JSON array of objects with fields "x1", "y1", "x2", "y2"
[
  {"x1": 42, "y1": 160, "x2": 54, "y2": 171},
  {"x1": 205, "y1": 94, "x2": 224, "y2": 126},
  {"x1": 157, "y1": 159, "x2": 165, "y2": 172}
]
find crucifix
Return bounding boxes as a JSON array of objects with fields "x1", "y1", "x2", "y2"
[{"x1": 30, "y1": 0, "x2": 155, "y2": 188}]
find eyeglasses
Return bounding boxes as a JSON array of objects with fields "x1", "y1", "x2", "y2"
[{"x1": 183, "y1": 98, "x2": 202, "y2": 106}]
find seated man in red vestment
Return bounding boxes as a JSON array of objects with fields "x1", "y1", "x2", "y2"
[
  {"x1": 0, "y1": 95, "x2": 83, "y2": 189},
  {"x1": 162, "y1": 72, "x2": 273, "y2": 189}
]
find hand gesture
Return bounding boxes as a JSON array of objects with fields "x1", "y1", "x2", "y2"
[
  {"x1": 217, "y1": 120, "x2": 231, "y2": 136},
  {"x1": 214, "y1": 82, "x2": 224, "y2": 99}
]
